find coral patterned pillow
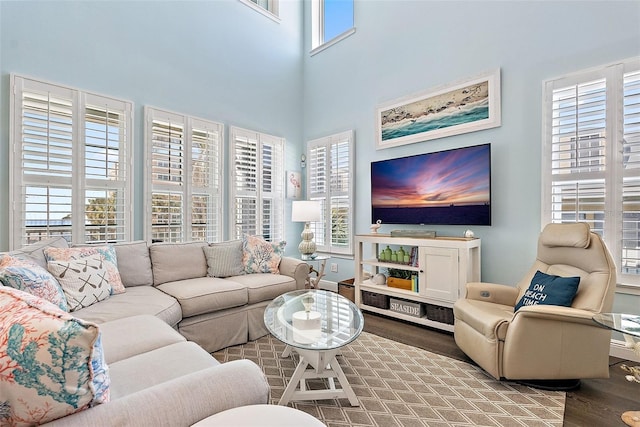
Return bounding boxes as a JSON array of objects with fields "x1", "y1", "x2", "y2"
[
  {"x1": 0, "y1": 254, "x2": 68, "y2": 311},
  {"x1": 44, "y1": 246, "x2": 125, "y2": 294},
  {"x1": 47, "y1": 254, "x2": 112, "y2": 312},
  {"x1": 0, "y1": 286, "x2": 110, "y2": 425},
  {"x1": 242, "y1": 235, "x2": 286, "y2": 274}
]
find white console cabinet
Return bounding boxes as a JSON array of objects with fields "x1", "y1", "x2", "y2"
[{"x1": 354, "y1": 234, "x2": 481, "y2": 332}]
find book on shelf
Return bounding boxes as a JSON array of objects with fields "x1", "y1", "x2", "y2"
[{"x1": 411, "y1": 274, "x2": 419, "y2": 292}]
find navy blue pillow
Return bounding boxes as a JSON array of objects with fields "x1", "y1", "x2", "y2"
[{"x1": 514, "y1": 270, "x2": 580, "y2": 312}]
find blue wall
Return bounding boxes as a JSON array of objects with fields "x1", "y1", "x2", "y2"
[
  {"x1": 0, "y1": 0, "x2": 304, "y2": 251},
  {"x1": 302, "y1": 1, "x2": 640, "y2": 312},
  {"x1": 2, "y1": 1, "x2": 640, "y2": 314}
]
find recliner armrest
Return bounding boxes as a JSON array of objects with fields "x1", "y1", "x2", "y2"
[
  {"x1": 514, "y1": 305, "x2": 598, "y2": 325},
  {"x1": 464, "y1": 282, "x2": 520, "y2": 306}
]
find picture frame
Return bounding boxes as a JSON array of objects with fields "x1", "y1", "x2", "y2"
[
  {"x1": 286, "y1": 170, "x2": 302, "y2": 199},
  {"x1": 376, "y1": 69, "x2": 501, "y2": 150}
]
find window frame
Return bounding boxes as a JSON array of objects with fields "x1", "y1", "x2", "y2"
[
  {"x1": 229, "y1": 126, "x2": 285, "y2": 242},
  {"x1": 542, "y1": 57, "x2": 640, "y2": 294},
  {"x1": 310, "y1": 0, "x2": 356, "y2": 55},
  {"x1": 238, "y1": 0, "x2": 280, "y2": 22},
  {"x1": 9, "y1": 74, "x2": 134, "y2": 249},
  {"x1": 144, "y1": 106, "x2": 224, "y2": 244},
  {"x1": 306, "y1": 130, "x2": 355, "y2": 257}
]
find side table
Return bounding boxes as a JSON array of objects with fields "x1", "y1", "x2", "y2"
[
  {"x1": 300, "y1": 254, "x2": 330, "y2": 289},
  {"x1": 592, "y1": 313, "x2": 640, "y2": 427}
]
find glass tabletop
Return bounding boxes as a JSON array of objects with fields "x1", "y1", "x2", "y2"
[
  {"x1": 592, "y1": 313, "x2": 640, "y2": 338},
  {"x1": 300, "y1": 254, "x2": 330, "y2": 261},
  {"x1": 264, "y1": 289, "x2": 364, "y2": 351}
]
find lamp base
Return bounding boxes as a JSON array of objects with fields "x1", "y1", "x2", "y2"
[{"x1": 299, "y1": 222, "x2": 316, "y2": 256}]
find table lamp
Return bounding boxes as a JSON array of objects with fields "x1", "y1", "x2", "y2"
[{"x1": 292, "y1": 200, "x2": 321, "y2": 257}]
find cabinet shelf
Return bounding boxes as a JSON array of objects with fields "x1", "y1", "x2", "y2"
[{"x1": 355, "y1": 234, "x2": 481, "y2": 332}]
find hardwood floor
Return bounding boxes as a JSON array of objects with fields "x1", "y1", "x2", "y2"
[{"x1": 363, "y1": 312, "x2": 639, "y2": 427}]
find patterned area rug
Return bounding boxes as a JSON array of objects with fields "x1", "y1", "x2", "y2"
[{"x1": 213, "y1": 332, "x2": 565, "y2": 426}]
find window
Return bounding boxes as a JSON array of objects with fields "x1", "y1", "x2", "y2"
[
  {"x1": 307, "y1": 130, "x2": 354, "y2": 256},
  {"x1": 145, "y1": 107, "x2": 223, "y2": 243},
  {"x1": 239, "y1": 0, "x2": 279, "y2": 20},
  {"x1": 10, "y1": 75, "x2": 133, "y2": 248},
  {"x1": 311, "y1": 0, "x2": 355, "y2": 53},
  {"x1": 542, "y1": 58, "x2": 640, "y2": 290},
  {"x1": 230, "y1": 127, "x2": 285, "y2": 242}
]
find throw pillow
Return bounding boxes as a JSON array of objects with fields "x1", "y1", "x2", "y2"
[
  {"x1": 47, "y1": 254, "x2": 112, "y2": 312},
  {"x1": 514, "y1": 270, "x2": 580, "y2": 312},
  {"x1": 203, "y1": 240, "x2": 245, "y2": 278},
  {"x1": 242, "y1": 235, "x2": 286, "y2": 274},
  {"x1": 44, "y1": 246, "x2": 125, "y2": 294},
  {"x1": 0, "y1": 254, "x2": 68, "y2": 312},
  {"x1": 0, "y1": 286, "x2": 109, "y2": 425}
]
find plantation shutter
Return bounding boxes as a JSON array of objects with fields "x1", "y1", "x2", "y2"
[
  {"x1": 622, "y1": 70, "x2": 640, "y2": 274},
  {"x1": 146, "y1": 107, "x2": 223, "y2": 243},
  {"x1": 230, "y1": 127, "x2": 284, "y2": 241},
  {"x1": 543, "y1": 58, "x2": 640, "y2": 287},
  {"x1": 546, "y1": 75, "x2": 607, "y2": 235},
  {"x1": 307, "y1": 130, "x2": 354, "y2": 256},
  {"x1": 10, "y1": 75, "x2": 132, "y2": 248},
  {"x1": 83, "y1": 95, "x2": 131, "y2": 243}
]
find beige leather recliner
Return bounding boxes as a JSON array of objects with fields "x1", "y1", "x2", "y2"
[{"x1": 453, "y1": 222, "x2": 617, "y2": 383}]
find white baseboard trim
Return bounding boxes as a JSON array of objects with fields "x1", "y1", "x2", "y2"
[
  {"x1": 317, "y1": 280, "x2": 337, "y2": 292},
  {"x1": 610, "y1": 339, "x2": 640, "y2": 362}
]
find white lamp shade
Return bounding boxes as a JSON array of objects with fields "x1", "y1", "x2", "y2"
[{"x1": 292, "y1": 200, "x2": 321, "y2": 222}]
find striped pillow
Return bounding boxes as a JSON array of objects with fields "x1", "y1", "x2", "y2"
[{"x1": 202, "y1": 240, "x2": 244, "y2": 278}]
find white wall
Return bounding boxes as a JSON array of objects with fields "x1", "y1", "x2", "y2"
[
  {"x1": 0, "y1": 0, "x2": 304, "y2": 252},
  {"x1": 302, "y1": 0, "x2": 640, "y2": 313}
]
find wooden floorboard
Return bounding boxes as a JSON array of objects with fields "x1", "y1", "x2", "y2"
[{"x1": 362, "y1": 312, "x2": 639, "y2": 427}]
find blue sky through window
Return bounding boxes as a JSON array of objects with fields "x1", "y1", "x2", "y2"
[{"x1": 324, "y1": 0, "x2": 353, "y2": 42}]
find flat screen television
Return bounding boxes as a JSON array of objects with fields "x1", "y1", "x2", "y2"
[{"x1": 371, "y1": 143, "x2": 491, "y2": 226}]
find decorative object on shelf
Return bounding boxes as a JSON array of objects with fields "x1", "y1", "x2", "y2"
[
  {"x1": 372, "y1": 273, "x2": 386, "y2": 286},
  {"x1": 375, "y1": 68, "x2": 501, "y2": 150},
  {"x1": 370, "y1": 219, "x2": 382, "y2": 233},
  {"x1": 292, "y1": 200, "x2": 321, "y2": 256},
  {"x1": 464, "y1": 229, "x2": 475, "y2": 238}
]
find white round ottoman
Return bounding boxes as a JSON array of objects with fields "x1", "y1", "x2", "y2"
[{"x1": 193, "y1": 404, "x2": 326, "y2": 427}]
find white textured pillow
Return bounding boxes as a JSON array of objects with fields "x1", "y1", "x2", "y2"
[
  {"x1": 47, "y1": 253, "x2": 112, "y2": 311},
  {"x1": 203, "y1": 240, "x2": 244, "y2": 278}
]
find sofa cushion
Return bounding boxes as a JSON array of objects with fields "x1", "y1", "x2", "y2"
[
  {"x1": 44, "y1": 246, "x2": 126, "y2": 294},
  {"x1": 107, "y1": 341, "x2": 218, "y2": 399},
  {"x1": 150, "y1": 241, "x2": 208, "y2": 286},
  {"x1": 229, "y1": 273, "x2": 297, "y2": 305},
  {"x1": 514, "y1": 270, "x2": 580, "y2": 312},
  {"x1": 9, "y1": 236, "x2": 69, "y2": 269},
  {"x1": 110, "y1": 241, "x2": 153, "y2": 287},
  {"x1": 0, "y1": 286, "x2": 109, "y2": 425},
  {"x1": 47, "y1": 254, "x2": 113, "y2": 311},
  {"x1": 98, "y1": 315, "x2": 186, "y2": 364},
  {"x1": 203, "y1": 240, "x2": 244, "y2": 278},
  {"x1": 157, "y1": 277, "x2": 248, "y2": 317},
  {"x1": 0, "y1": 254, "x2": 68, "y2": 311},
  {"x1": 242, "y1": 235, "x2": 285, "y2": 274},
  {"x1": 71, "y1": 286, "x2": 182, "y2": 328}
]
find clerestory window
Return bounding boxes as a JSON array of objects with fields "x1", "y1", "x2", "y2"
[{"x1": 311, "y1": 0, "x2": 355, "y2": 54}]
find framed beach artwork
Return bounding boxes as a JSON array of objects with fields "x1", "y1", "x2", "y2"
[
  {"x1": 376, "y1": 69, "x2": 501, "y2": 150},
  {"x1": 286, "y1": 170, "x2": 302, "y2": 199}
]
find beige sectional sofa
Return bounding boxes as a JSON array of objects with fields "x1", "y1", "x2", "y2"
[{"x1": 1, "y1": 236, "x2": 309, "y2": 426}]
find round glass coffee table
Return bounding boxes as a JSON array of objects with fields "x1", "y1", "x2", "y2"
[
  {"x1": 592, "y1": 313, "x2": 640, "y2": 427},
  {"x1": 264, "y1": 289, "x2": 364, "y2": 406}
]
